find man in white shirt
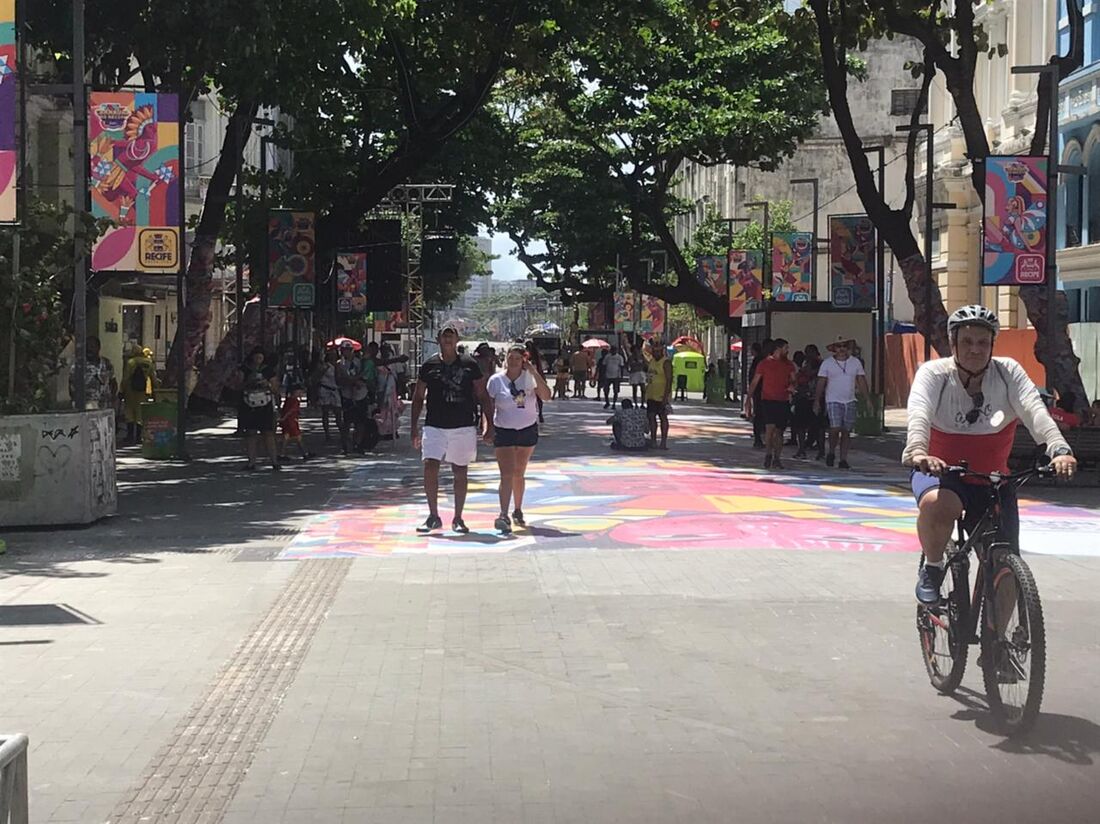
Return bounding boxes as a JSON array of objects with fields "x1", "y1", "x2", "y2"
[
  {"x1": 814, "y1": 335, "x2": 869, "y2": 470},
  {"x1": 600, "y1": 346, "x2": 624, "y2": 408}
]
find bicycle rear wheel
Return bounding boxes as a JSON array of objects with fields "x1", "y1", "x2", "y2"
[
  {"x1": 916, "y1": 547, "x2": 969, "y2": 694},
  {"x1": 981, "y1": 552, "x2": 1046, "y2": 735}
]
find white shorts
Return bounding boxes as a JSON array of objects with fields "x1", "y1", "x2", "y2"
[{"x1": 422, "y1": 425, "x2": 478, "y2": 466}]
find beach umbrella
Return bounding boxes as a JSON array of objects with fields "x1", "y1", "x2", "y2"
[
  {"x1": 671, "y1": 335, "x2": 704, "y2": 353},
  {"x1": 581, "y1": 338, "x2": 610, "y2": 349},
  {"x1": 327, "y1": 337, "x2": 362, "y2": 350}
]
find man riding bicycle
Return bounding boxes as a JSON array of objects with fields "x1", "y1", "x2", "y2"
[{"x1": 904, "y1": 305, "x2": 1077, "y2": 604}]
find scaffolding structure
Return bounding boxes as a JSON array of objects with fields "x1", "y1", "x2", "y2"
[{"x1": 380, "y1": 184, "x2": 455, "y2": 367}]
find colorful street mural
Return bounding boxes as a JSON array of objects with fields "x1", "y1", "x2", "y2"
[
  {"x1": 771, "y1": 231, "x2": 813, "y2": 301},
  {"x1": 983, "y1": 155, "x2": 1048, "y2": 286},
  {"x1": 89, "y1": 92, "x2": 181, "y2": 272},
  {"x1": 268, "y1": 210, "x2": 316, "y2": 308},
  {"x1": 335, "y1": 251, "x2": 368, "y2": 313},
  {"x1": 728, "y1": 249, "x2": 764, "y2": 318},
  {"x1": 0, "y1": 0, "x2": 17, "y2": 223},
  {"x1": 637, "y1": 295, "x2": 666, "y2": 338},
  {"x1": 281, "y1": 433, "x2": 1100, "y2": 560},
  {"x1": 829, "y1": 215, "x2": 876, "y2": 309}
]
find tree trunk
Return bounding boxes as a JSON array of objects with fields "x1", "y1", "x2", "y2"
[
  {"x1": 188, "y1": 300, "x2": 289, "y2": 415},
  {"x1": 166, "y1": 100, "x2": 260, "y2": 388},
  {"x1": 1017, "y1": 285, "x2": 1089, "y2": 401}
]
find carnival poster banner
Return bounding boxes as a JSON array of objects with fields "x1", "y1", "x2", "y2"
[
  {"x1": 334, "y1": 251, "x2": 367, "y2": 313},
  {"x1": 89, "y1": 92, "x2": 181, "y2": 272},
  {"x1": 637, "y1": 295, "x2": 666, "y2": 338},
  {"x1": 589, "y1": 300, "x2": 612, "y2": 330},
  {"x1": 983, "y1": 156, "x2": 1048, "y2": 286},
  {"x1": 268, "y1": 210, "x2": 316, "y2": 308},
  {"x1": 727, "y1": 249, "x2": 764, "y2": 318},
  {"x1": 614, "y1": 289, "x2": 638, "y2": 332},
  {"x1": 771, "y1": 232, "x2": 813, "y2": 301},
  {"x1": 829, "y1": 215, "x2": 876, "y2": 308},
  {"x1": 695, "y1": 255, "x2": 726, "y2": 299},
  {"x1": 0, "y1": 0, "x2": 17, "y2": 222}
]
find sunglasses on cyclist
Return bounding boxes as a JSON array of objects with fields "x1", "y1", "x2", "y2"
[{"x1": 965, "y1": 392, "x2": 984, "y2": 424}]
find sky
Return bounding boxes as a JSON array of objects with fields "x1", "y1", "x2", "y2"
[{"x1": 484, "y1": 231, "x2": 545, "y2": 281}]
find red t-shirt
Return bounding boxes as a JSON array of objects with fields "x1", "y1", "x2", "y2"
[
  {"x1": 757, "y1": 357, "x2": 796, "y2": 402},
  {"x1": 1051, "y1": 407, "x2": 1080, "y2": 429},
  {"x1": 280, "y1": 395, "x2": 302, "y2": 437}
]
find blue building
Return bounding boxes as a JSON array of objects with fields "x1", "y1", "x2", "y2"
[{"x1": 1058, "y1": 0, "x2": 1100, "y2": 322}]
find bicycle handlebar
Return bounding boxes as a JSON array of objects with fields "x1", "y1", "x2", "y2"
[{"x1": 944, "y1": 461, "x2": 1055, "y2": 486}]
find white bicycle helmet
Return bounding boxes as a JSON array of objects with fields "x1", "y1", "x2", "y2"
[{"x1": 947, "y1": 304, "x2": 999, "y2": 338}]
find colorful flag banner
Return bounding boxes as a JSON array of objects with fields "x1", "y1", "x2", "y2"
[
  {"x1": 638, "y1": 295, "x2": 666, "y2": 338},
  {"x1": 727, "y1": 249, "x2": 765, "y2": 318},
  {"x1": 771, "y1": 232, "x2": 813, "y2": 301},
  {"x1": 268, "y1": 210, "x2": 316, "y2": 308},
  {"x1": 614, "y1": 290, "x2": 638, "y2": 332},
  {"x1": 829, "y1": 215, "x2": 876, "y2": 308},
  {"x1": 696, "y1": 255, "x2": 726, "y2": 299},
  {"x1": 334, "y1": 251, "x2": 367, "y2": 313},
  {"x1": 0, "y1": 0, "x2": 17, "y2": 222},
  {"x1": 983, "y1": 156, "x2": 1048, "y2": 286},
  {"x1": 589, "y1": 300, "x2": 612, "y2": 329},
  {"x1": 89, "y1": 92, "x2": 181, "y2": 272}
]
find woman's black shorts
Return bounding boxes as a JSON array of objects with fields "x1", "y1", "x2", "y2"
[{"x1": 494, "y1": 423, "x2": 539, "y2": 448}]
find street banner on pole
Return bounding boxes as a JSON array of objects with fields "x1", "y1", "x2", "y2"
[
  {"x1": 728, "y1": 249, "x2": 764, "y2": 318},
  {"x1": 829, "y1": 215, "x2": 876, "y2": 308},
  {"x1": 637, "y1": 295, "x2": 666, "y2": 338},
  {"x1": 0, "y1": 0, "x2": 17, "y2": 223},
  {"x1": 771, "y1": 232, "x2": 813, "y2": 301},
  {"x1": 983, "y1": 155, "x2": 1048, "y2": 286},
  {"x1": 267, "y1": 210, "x2": 316, "y2": 307},
  {"x1": 614, "y1": 290, "x2": 637, "y2": 332},
  {"x1": 334, "y1": 250, "x2": 367, "y2": 313},
  {"x1": 589, "y1": 300, "x2": 611, "y2": 329},
  {"x1": 696, "y1": 255, "x2": 726, "y2": 298},
  {"x1": 89, "y1": 92, "x2": 181, "y2": 272}
]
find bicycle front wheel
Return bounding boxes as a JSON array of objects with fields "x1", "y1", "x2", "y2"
[
  {"x1": 916, "y1": 549, "x2": 969, "y2": 694},
  {"x1": 981, "y1": 552, "x2": 1046, "y2": 735}
]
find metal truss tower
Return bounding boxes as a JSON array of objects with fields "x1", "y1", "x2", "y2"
[{"x1": 380, "y1": 184, "x2": 455, "y2": 368}]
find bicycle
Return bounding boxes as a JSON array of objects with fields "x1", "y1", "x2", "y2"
[{"x1": 915, "y1": 460, "x2": 1054, "y2": 736}]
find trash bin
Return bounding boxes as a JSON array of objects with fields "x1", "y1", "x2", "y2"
[
  {"x1": 141, "y1": 398, "x2": 178, "y2": 459},
  {"x1": 854, "y1": 393, "x2": 883, "y2": 436},
  {"x1": 705, "y1": 372, "x2": 728, "y2": 404}
]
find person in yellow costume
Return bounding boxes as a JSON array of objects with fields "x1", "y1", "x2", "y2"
[{"x1": 121, "y1": 343, "x2": 155, "y2": 445}]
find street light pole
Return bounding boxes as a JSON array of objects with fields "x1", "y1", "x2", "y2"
[
  {"x1": 1012, "y1": 64, "x2": 1061, "y2": 391},
  {"x1": 790, "y1": 178, "x2": 819, "y2": 296},
  {"x1": 861, "y1": 146, "x2": 887, "y2": 421},
  {"x1": 72, "y1": 0, "x2": 87, "y2": 410}
]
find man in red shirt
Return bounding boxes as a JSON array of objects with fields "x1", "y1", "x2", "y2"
[{"x1": 746, "y1": 338, "x2": 797, "y2": 469}]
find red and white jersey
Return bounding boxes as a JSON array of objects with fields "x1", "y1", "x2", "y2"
[{"x1": 903, "y1": 357, "x2": 1070, "y2": 475}]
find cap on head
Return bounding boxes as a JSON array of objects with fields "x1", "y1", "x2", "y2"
[{"x1": 438, "y1": 322, "x2": 460, "y2": 340}]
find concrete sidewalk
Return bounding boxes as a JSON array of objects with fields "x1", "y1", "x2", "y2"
[{"x1": 3, "y1": 400, "x2": 1100, "y2": 823}]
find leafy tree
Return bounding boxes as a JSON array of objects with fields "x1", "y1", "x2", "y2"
[
  {"x1": 489, "y1": 0, "x2": 825, "y2": 327},
  {"x1": 805, "y1": 0, "x2": 1089, "y2": 409},
  {"x1": 0, "y1": 201, "x2": 105, "y2": 413}
]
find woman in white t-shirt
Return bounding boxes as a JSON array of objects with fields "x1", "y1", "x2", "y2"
[{"x1": 486, "y1": 344, "x2": 552, "y2": 534}]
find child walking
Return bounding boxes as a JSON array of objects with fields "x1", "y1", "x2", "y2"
[{"x1": 280, "y1": 384, "x2": 313, "y2": 461}]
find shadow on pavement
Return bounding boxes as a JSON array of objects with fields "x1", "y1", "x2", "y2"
[{"x1": 948, "y1": 685, "x2": 1100, "y2": 765}]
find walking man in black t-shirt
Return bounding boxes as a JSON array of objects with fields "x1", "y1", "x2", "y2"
[{"x1": 410, "y1": 323, "x2": 494, "y2": 534}]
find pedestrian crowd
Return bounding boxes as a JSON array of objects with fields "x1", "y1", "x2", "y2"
[{"x1": 745, "y1": 335, "x2": 869, "y2": 471}]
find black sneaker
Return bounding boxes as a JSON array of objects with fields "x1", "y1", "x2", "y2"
[
  {"x1": 494, "y1": 513, "x2": 512, "y2": 534},
  {"x1": 452, "y1": 517, "x2": 470, "y2": 534},
  {"x1": 826, "y1": 452, "x2": 836, "y2": 467},
  {"x1": 764, "y1": 454, "x2": 773, "y2": 469},
  {"x1": 838, "y1": 460, "x2": 850, "y2": 470},
  {"x1": 915, "y1": 563, "x2": 946, "y2": 604},
  {"x1": 417, "y1": 515, "x2": 443, "y2": 534},
  {"x1": 512, "y1": 509, "x2": 526, "y2": 527}
]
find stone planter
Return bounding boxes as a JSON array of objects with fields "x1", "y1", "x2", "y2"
[{"x1": 0, "y1": 409, "x2": 117, "y2": 526}]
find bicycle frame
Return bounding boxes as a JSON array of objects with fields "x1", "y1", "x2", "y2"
[{"x1": 934, "y1": 466, "x2": 1046, "y2": 647}]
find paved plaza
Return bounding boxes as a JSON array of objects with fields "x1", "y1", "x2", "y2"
[{"x1": 3, "y1": 401, "x2": 1100, "y2": 823}]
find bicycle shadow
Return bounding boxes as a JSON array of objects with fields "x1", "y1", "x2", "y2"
[{"x1": 948, "y1": 686, "x2": 1100, "y2": 765}]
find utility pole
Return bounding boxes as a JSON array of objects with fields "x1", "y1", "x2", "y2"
[{"x1": 72, "y1": 0, "x2": 87, "y2": 410}]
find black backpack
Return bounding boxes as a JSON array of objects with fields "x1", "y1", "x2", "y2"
[{"x1": 129, "y1": 362, "x2": 148, "y2": 392}]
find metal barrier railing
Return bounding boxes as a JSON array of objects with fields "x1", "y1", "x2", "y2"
[{"x1": 0, "y1": 734, "x2": 28, "y2": 824}]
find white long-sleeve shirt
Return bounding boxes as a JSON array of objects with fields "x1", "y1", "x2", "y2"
[{"x1": 903, "y1": 357, "x2": 1070, "y2": 474}]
